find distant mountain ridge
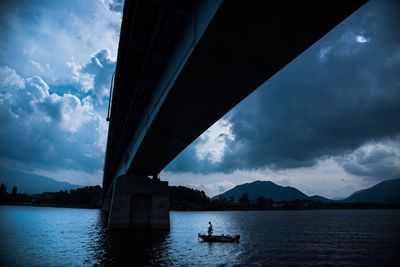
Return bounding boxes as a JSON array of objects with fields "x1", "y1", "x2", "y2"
[
  {"x1": 214, "y1": 178, "x2": 400, "y2": 204},
  {"x1": 342, "y1": 177, "x2": 400, "y2": 203},
  {"x1": 213, "y1": 180, "x2": 330, "y2": 202},
  {"x1": 1, "y1": 164, "x2": 399, "y2": 204},
  {"x1": 309, "y1": 195, "x2": 335, "y2": 203},
  {"x1": 0, "y1": 167, "x2": 83, "y2": 194}
]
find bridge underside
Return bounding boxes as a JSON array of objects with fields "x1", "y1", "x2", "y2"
[{"x1": 103, "y1": 0, "x2": 366, "y2": 229}]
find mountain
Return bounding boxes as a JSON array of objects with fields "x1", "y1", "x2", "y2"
[
  {"x1": 213, "y1": 180, "x2": 309, "y2": 202},
  {"x1": 309, "y1": 195, "x2": 334, "y2": 203},
  {"x1": 0, "y1": 167, "x2": 83, "y2": 194},
  {"x1": 342, "y1": 177, "x2": 400, "y2": 203}
]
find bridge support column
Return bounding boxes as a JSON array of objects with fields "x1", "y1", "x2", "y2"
[{"x1": 107, "y1": 175, "x2": 169, "y2": 229}]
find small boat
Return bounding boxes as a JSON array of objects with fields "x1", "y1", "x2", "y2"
[{"x1": 198, "y1": 233, "x2": 240, "y2": 243}]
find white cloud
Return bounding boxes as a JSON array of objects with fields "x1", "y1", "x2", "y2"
[
  {"x1": 60, "y1": 95, "x2": 94, "y2": 133},
  {"x1": 0, "y1": 66, "x2": 107, "y2": 179},
  {"x1": 0, "y1": 65, "x2": 25, "y2": 90},
  {"x1": 25, "y1": 76, "x2": 49, "y2": 101},
  {"x1": 67, "y1": 49, "x2": 115, "y2": 98},
  {"x1": 1, "y1": 0, "x2": 122, "y2": 84},
  {"x1": 67, "y1": 59, "x2": 95, "y2": 92},
  {"x1": 195, "y1": 119, "x2": 235, "y2": 163},
  {"x1": 0, "y1": 0, "x2": 122, "y2": 187},
  {"x1": 188, "y1": 180, "x2": 236, "y2": 198},
  {"x1": 317, "y1": 29, "x2": 371, "y2": 60},
  {"x1": 0, "y1": 1, "x2": 120, "y2": 186},
  {"x1": 356, "y1": 35, "x2": 369, "y2": 43},
  {"x1": 318, "y1": 46, "x2": 332, "y2": 62}
]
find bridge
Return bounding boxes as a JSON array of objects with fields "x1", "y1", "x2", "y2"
[{"x1": 103, "y1": 0, "x2": 366, "y2": 229}]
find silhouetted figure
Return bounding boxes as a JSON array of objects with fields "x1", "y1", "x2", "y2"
[{"x1": 208, "y1": 221, "x2": 213, "y2": 236}]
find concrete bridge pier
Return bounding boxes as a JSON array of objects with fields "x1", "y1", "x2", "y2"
[{"x1": 106, "y1": 175, "x2": 170, "y2": 229}]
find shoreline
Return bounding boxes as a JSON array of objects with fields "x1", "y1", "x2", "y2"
[
  {"x1": 2, "y1": 202, "x2": 399, "y2": 211},
  {"x1": 0, "y1": 202, "x2": 100, "y2": 209}
]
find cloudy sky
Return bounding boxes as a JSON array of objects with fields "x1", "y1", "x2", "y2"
[{"x1": 1, "y1": 0, "x2": 399, "y2": 199}]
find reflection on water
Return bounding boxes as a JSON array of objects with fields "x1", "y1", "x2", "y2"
[
  {"x1": 1, "y1": 206, "x2": 400, "y2": 266},
  {"x1": 92, "y1": 222, "x2": 170, "y2": 266}
]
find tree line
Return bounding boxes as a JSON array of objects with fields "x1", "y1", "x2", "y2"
[
  {"x1": 169, "y1": 188, "x2": 400, "y2": 210},
  {"x1": 0, "y1": 182, "x2": 18, "y2": 195},
  {"x1": 0, "y1": 183, "x2": 28, "y2": 203},
  {"x1": 2, "y1": 183, "x2": 399, "y2": 210},
  {"x1": 0, "y1": 182, "x2": 101, "y2": 208},
  {"x1": 169, "y1": 187, "x2": 320, "y2": 210}
]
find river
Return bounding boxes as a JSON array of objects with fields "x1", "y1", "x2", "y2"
[{"x1": 0, "y1": 206, "x2": 399, "y2": 266}]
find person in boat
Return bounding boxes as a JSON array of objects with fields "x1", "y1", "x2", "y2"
[{"x1": 208, "y1": 221, "x2": 213, "y2": 236}]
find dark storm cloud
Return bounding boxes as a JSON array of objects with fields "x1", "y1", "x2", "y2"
[
  {"x1": 167, "y1": 0, "x2": 400, "y2": 177},
  {"x1": 220, "y1": 0, "x2": 400, "y2": 171}
]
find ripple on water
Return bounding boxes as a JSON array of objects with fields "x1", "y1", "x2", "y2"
[{"x1": 1, "y1": 207, "x2": 400, "y2": 266}]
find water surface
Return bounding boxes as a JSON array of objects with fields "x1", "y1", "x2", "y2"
[{"x1": 1, "y1": 206, "x2": 399, "y2": 266}]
